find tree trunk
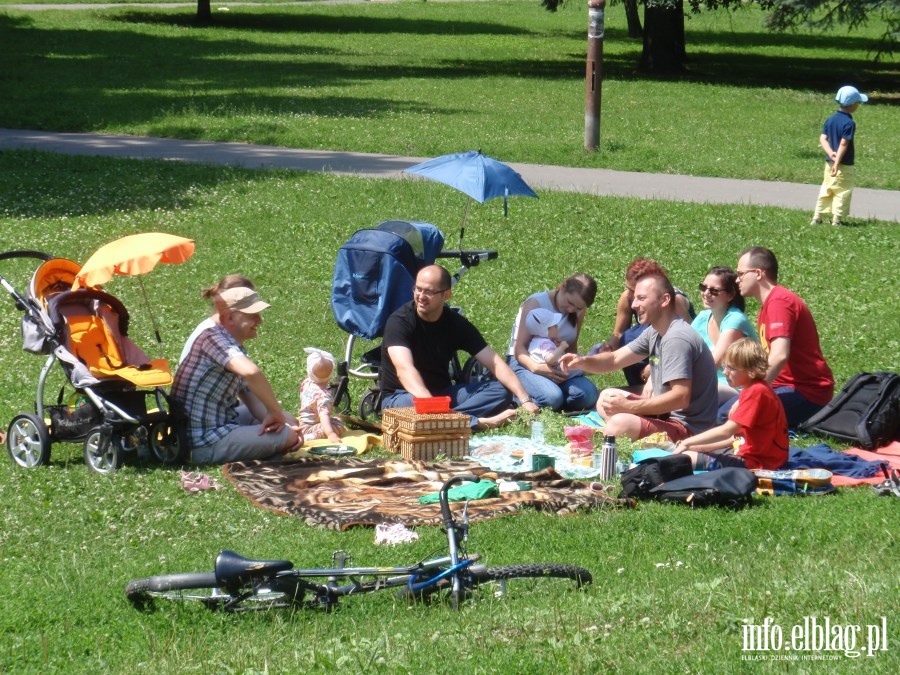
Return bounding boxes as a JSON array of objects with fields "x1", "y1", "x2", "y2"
[
  {"x1": 624, "y1": 0, "x2": 642, "y2": 39},
  {"x1": 639, "y1": 1, "x2": 686, "y2": 73},
  {"x1": 197, "y1": 0, "x2": 212, "y2": 22}
]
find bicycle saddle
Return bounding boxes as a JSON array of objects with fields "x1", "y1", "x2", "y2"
[{"x1": 215, "y1": 550, "x2": 294, "y2": 586}]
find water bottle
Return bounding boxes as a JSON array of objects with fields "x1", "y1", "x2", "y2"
[
  {"x1": 531, "y1": 421, "x2": 545, "y2": 445},
  {"x1": 599, "y1": 435, "x2": 617, "y2": 480}
]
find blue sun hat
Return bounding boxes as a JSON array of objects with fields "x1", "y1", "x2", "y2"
[{"x1": 835, "y1": 86, "x2": 868, "y2": 106}]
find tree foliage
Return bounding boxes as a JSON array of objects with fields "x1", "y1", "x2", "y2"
[
  {"x1": 705, "y1": 0, "x2": 898, "y2": 57},
  {"x1": 542, "y1": 0, "x2": 898, "y2": 57}
]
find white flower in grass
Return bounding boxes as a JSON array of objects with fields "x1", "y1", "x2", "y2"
[{"x1": 617, "y1": 567, "x2": 625, "y2": 574}]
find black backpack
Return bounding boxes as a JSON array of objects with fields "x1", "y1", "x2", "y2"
[
  {"x1": 619, "y1": 454, "x2": 693, "y2": 500},
  {"x1": 799, "y1": 372, "x2": 900, "y2": 450},
  {"x1": 649, "y1": 468, "x2": 758, "y2": 509}
]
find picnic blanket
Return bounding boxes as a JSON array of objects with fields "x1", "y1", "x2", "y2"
[
  {"x1": 829, "y1": 441, "x2": 900, "y2": 487},
  {"x1": 784, "y1": 444, "x2": 884, "y2": 478},
  {"x1": 222, "y1": 457, "x2": 632, "y2": 530},
  {"x1": 467, "y1": 434, "x2": 602, "y2": 478},
  {"x1": 618, "y1": 443, "x2": 900, "y2": 488}
]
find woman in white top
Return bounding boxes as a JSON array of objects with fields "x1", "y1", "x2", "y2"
[{"x1": 508, "y1": 273, "x2": 599, "y2": 411}]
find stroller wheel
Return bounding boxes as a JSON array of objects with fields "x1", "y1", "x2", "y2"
[
  {"x1": 461, "y1": 356, "x2": 493, "y2": 385},
  {"x1": 7, "y1": 414, "x2": 51, "y2": 468},
  {"x1": 149, "y1": 420, "x2": 184, "y2": 465},
  {"x1": 333, "y1": 388, "x2": 352, "y2": 416},
  {"x1": 358, "y1": 389, "x2": 382, "y2": 422},
  {"x1": 83, "y1": 426, "x2": 123, "y2": 475}
]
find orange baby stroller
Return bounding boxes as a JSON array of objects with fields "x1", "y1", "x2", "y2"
[{"x1": 1, "y1": 237, "x2": 190, "y2": 474}]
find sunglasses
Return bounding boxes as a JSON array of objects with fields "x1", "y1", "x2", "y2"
[{"x1": 698, "y1": 283, "x2": 724, "y2": 296}]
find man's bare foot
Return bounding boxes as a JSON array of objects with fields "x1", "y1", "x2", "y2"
[{"x1": 476, "y1": 408, "x2": 518, "y2": 430}]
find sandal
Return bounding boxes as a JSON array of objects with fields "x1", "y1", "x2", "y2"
[
  {"x1": 872, "y1": 464, "x2": 900, "y2": 498},
  {"x1": 374, "y1": 522, "x2": 419, "y2": 546},
  {"x1": 590, "y1": 482, "x2": 616, "y2": 494},
  {"x1": 181, "y1": 470, "x2": 221, "y2": 493}
]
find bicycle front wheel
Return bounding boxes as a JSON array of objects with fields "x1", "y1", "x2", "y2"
[{"x1": 473, "y1": 564, "x2": 592, "y2": 589}]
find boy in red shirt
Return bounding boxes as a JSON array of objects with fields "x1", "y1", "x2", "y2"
[{"x1": 674, "y1": 339, "x2": 788, "y2": 471}]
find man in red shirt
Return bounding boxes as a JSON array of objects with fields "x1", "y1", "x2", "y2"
[{"x1": 717, "y1": 246, "x2": 834, "y2": 428}]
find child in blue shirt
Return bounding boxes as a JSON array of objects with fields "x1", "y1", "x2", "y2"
[{"x1": 812, "y1": 85, "x2": 867, "y2": 227}]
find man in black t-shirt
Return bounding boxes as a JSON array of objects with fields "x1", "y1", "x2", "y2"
[{"x1": 381, "y1": 265, "x2": 540, "y2": 428}]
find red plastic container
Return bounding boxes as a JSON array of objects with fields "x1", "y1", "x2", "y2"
[{"x1": 413, "y1": 396, "x2": 452, "y2": 414}]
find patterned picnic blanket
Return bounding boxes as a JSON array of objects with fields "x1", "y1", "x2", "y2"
[
  {"x1": 222, "y1": 457, "x2": 632, "y2": 531},
  {"x1": 467, "y1": 434, "x2": 601, "y2": 478}
]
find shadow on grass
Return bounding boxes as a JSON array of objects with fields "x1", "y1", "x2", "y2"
[
  {"x1": 0, "y1": 150, "x2": 271, "y2": 219},
  {"x1": 114, "y1": 9, "x2": 537, "y2": 36},
  {"x1": 0, "y1": 10, "x2": 896, "y2": 136}
]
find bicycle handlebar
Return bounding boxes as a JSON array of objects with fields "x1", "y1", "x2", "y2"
[
  {"x1": 436, "y1": 250, "x2": 498, "y2": 269},
  {"x1": 439, "y1": 474, "x2": 480, "y2": 529}
]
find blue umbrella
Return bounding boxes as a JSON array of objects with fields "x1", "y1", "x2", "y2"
[{"x1": 404, "y1": 150, "x2": 538, "y2": 246}]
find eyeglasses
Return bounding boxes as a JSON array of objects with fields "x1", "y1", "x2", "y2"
[
  {"x1": 698, "y1": 283, "x2": 723, "y2": 296},
  {"x1": 735, "y1": 269, "x2": 759, "y2": 280},
  {"x1": 414, "y1": 286, "x2": 448, "y2": 299}
]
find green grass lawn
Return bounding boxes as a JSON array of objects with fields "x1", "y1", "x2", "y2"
[
  {"x1": 1, "y1": 2, "x2": 898, "y2": 670},
  {"x1": 1, "y1": 1, "x2": 898, "y2": 188},
  {"x1": 1, "y1": 150, "x2": 898, "y2": 672}
]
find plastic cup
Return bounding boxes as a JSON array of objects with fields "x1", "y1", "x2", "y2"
[{"x1": 532, "y1": 454, "x2": 555, "y2": 471}]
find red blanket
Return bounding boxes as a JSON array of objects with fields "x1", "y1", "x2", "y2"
[{"x1": 833, "y1": 441, "x2": 900, "y2": 487}]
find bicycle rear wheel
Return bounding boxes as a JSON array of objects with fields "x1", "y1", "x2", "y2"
[
  {"x1": 126, "y1": 573, "x2": 221, "y2": 608},
  {"x1": 126, "y1": 572, "x2": 309, "y2": 611}
]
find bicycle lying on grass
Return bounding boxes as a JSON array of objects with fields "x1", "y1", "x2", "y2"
[{"x1": 126, "y1": 475, "x2": 592, "y2": 612}]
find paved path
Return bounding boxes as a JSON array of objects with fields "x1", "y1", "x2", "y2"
[{"x1": 2, "y1": 128, "x2": 898, "y2": 221}]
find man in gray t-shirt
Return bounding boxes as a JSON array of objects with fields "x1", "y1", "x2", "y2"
[{"x1": 559, "y1": 273, "x2": 718, "y2": 442}]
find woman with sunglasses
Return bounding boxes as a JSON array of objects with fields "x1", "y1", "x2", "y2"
[{"x1": 691, "y1": 266, "x2": 758, "y2": 404}]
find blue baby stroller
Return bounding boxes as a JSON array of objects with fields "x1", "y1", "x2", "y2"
[{"x1": 330, "y1": 220, "x2": 496, "y2": 421}]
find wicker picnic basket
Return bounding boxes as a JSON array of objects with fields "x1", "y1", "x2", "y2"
[{"x1": 381, "y1": 407, "x2": 471, "y2": 460}]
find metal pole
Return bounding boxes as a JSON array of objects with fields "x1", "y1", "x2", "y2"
[{"x1": 585, "y1": 0, "x2": 605, "y2": 151}]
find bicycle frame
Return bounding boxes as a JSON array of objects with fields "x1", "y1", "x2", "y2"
[
  {"x1": 126, "y1": 473, "x2": 592, "y2": 612},
  {"x1": 208, "y1": 475, "x2": 482, "y2": 609}
]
